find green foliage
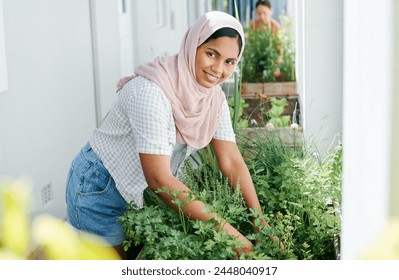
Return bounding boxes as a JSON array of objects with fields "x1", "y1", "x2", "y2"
[
  {"x1": 120, "y1": 173, "x2": 247, "y2": 260},
  {"x1": 242, "y1": 135, "x2": 342, "y2": 259},
  {"x1": 189, "y1": 144, "x2": 221, "y2": 180},
  {"x1": 226, "y1": 77, "x2": 293, "y2": 129},
  {"x1": 228, "y1": 96, "x2": 249, "y2": 129},
  {"x1": 231, "y1": 71, "x2": 247, "y2": 131},
  {"x1": 120, "y1": 134, "x2": 342, "y2": 260},
  {"x1": 267, "y1": 97, "x2": 291, "y2": 127},
  {"x1": 242, "y1": 26, "x2": 296, "y2": 83},
  {"x1": 277, "y1": 20, "x2": 296, "y2": 82},
  {"x1": 242, "y1": 27, "x2": 281, "y2": 83}
]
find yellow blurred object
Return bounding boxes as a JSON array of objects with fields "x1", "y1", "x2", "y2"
[
  {"x1": 32, "y1": 215, "x2": 120, "y2": 260},
  {"x1": 0, "y1": 178, "x2": 120, "y2": 260},
  {"x1": 0, "y1": 249, "x2": 23, "y2": 260},
  {"x1": 361, "y1": 218, "x2": 399, "y2": 259},
  {"x1": 0, "y1": 179, "x2": 31, "y2": 257}
]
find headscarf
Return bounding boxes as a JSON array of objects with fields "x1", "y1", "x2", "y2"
[{"x1": 117, "y1": 11, "x2": 245, "y2": 149}]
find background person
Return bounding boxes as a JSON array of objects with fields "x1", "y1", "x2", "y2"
[{"x1": 251, "y1": 0, "x2": 281, "y2": 35}]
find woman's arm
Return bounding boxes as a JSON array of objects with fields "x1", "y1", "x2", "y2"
[
  {"x1": 211, "y1": 139, "x2": 266, "y2": 220},
  {"x1": 139, "y1": 153, "x2": 253, "y2": 254},
  {"x1": 211, "y1": 139, "x2": 284, "y2": 248}
]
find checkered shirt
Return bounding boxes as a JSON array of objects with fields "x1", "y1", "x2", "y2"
[{"x1": 90, "y1": 76, "x2": 236, "y2": 207}]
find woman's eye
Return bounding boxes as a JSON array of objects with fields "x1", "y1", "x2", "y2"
[
  {"x1": 207, "y1": 52, "x2": 216, "y2": 58},
  {"x1": 226, "y1": 60, "x2": 235, "y2": 65}
]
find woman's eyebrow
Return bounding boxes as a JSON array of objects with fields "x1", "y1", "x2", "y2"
[{"x1": 207, "y1": 47, "x2": 238, "y2": 60}]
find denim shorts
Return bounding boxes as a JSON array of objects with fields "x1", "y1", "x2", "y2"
[{"x1": 65, "y1": 142, "x2": 128, "y2": 246}]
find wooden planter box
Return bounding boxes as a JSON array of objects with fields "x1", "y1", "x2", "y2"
[
  {"x1": 236, "y1": 127, "x2": 303, "y2": 148},
  {"x1": 241, "y1": 82, "x2": 297, "y2": 99},
  {"x1": 239, "y1": 82, "x2": 300, "y2": 126}
]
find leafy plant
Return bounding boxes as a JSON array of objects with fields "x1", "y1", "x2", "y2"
[
  {"x1": 242, "y1": 27, "x2": 282, "y2": 83},
  {"x1": 243, "y1": 97, "x2": 291, "y2": 128},
  {"x1": 241, "y1": 134, "x2": 342, "y2": 259},
  {"x1": 121, "y1": 134, "x2": 342, "y2": 260},
  {"x1": 242, "y1": 23, "x2": 296, "y2": 83},
  {"x1": 267, "y1": 97, "x2": 291, "y2": 127},
  {"x1": 120, "y1": 177, "x2": 250, "y2": 260},
  {"x1": 226, "y1": 71, "x2": 294, "y2": 128}
]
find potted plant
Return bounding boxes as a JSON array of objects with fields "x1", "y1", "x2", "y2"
[{"x1": 241, "y1": 24, "x2": 296, "y2": 99}]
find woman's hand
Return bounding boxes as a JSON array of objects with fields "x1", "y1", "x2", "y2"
[
  {"x1": 220, "y1": 222, "x2": 254, "y2": 256},
  {"x1": 234, "y1": 235, "x2": 254, "y2": 256}
]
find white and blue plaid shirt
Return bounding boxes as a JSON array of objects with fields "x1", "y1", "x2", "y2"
[{"x1": 90, "y1": 76, "x2": 235, "y2": 207}]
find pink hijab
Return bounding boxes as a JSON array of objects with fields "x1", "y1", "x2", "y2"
[{"x1": 117, "y1": 11, "x2": 245, "y2": 149}]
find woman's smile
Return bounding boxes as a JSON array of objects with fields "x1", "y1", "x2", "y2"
[{"x1": 204, "y1": 71, "x2": 221, "y2": 82}]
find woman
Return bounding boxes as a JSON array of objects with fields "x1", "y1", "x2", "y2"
[{"x1": 66, "y1": 11, "x2": 275, "y2": 259}]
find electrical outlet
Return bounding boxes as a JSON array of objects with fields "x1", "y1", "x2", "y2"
[{"x1": 41, "y1": 183, "x2": 53, "y2": 207}]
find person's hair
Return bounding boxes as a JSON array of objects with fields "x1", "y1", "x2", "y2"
[
  {"x1": 256, "y1": 0, "x2": 272, "y2": 9},
  {"x1": 202, "y1": 27, "x2": 243, "y2": 55}
]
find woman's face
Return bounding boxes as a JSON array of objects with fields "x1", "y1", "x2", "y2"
[
  {"x1": 256, "y1": 5, "x2": 272, "y2": 24},
  {"x1": 195, "y1": 36, "x2": 240, "y2": 88}
]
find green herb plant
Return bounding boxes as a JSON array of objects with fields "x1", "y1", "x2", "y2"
[
  {"x1": 241, "y1": 133, "x2": 342, "y2": 259},
  {"x1": 120, "y1": 134, "x2": 342, "y2": 260}
]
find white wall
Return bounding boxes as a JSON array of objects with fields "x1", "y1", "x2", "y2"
[
  {"x1": 341, "y1": 0, "x2": 394, "y2": 259},
  {"x1": 300, "y1": 0, "x2": 343, "y2": 155},
  {"x1": 90, "y1": 0, "x2": 123, "y2": 122},
  {"x1": 0, "y1": 0, "x2": 7, "y2": 93},
  {"x1": 391, "y1": 0, "x2": 399, "y2": 218},
  {"x1": 0, "y1": 0, "x2": 97, "y2": 219},
  {"x1": 187, "y1": 0, "x2": 212, "y2": 26},
  {"x1": 92, "y1": 0, "x2": 202, "y2": 120},
  {"x1": 119, "y1": 0, "x2": 135, "y2": 77},
  {"x1": 133, "y1": 0, "x2": 188, "y2": 66}
]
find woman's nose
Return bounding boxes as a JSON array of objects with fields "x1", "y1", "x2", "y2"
[{"x1": 211, "y1": 60, "x2": 223, "y2": 75}]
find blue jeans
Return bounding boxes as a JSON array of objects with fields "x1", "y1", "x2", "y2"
[{"x1": 65, "y1": 142, "x2": 127, "y2": 246}]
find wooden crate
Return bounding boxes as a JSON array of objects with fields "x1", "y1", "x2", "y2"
[{"x1": 241, "y1": 82, "x2": 298, "y2": 99}]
